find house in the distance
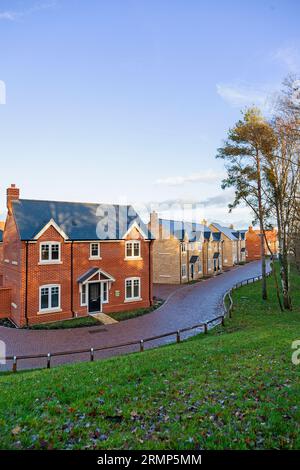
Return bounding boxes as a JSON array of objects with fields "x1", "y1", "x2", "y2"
[
  {"x1": 0, "y1": 185, "x2": 153, "y2": 327},
  {"x1": 209, "y1": 222, "x2": 247, "y2": 267},
  {"x1": 149, "y1": 212, "x2": 222, "y2": 284},
  {"x1": 246, "y1": 226, "x2": 278, "y2": 261},
  {"x1": 0, "y1": 221, "x2": 4, "y2": 286}
]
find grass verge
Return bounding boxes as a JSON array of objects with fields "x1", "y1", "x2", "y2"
[
  {"x1": 0, "y1": 267, "x2": 299, "y2": 449},
  {"x1": 21, "y1": 299, "x2": 164, "y2": 329}
]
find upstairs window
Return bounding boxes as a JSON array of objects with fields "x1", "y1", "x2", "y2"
[
  {"x1": 40, "y1": 242, "x2": 61, "y2": 263},
  {"x1": 181, "y1": 244, "x2": 187, "y2": 253},
  {"x1": 125, "y1": 240, "x2": 141, "y2": 259},
  {"x1": 90, "y1": 242, "x2": 100, "y2": 259}
]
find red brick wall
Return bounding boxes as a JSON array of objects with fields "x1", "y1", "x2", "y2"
[
  {"x1": 0, "y1": 287, "x2": 11, "y2": 318},
  {"x1": 1, "y1": 214, "x2": 23, "y2": 325},
  {"x1": 246, "y1": 228, "x2": 278, "y2": 261},
  {"x1": 0, "y1": 242, "x2": 3, "y2": 286},
  {"x1": 22, "y1": 225, "x2": 152, "y2": 326}
]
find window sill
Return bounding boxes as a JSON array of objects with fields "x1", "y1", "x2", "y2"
[
  {"x1": 124, "y1": 297, "x2": 142, "y2": 303},
  {"x1": 38, "y1": 261, "x2": 63, "y2": 265},
  {"x1": 38, "y1": 308, "x2": 62, "y2": 315},
  {"x1": 89, "y1": 257, "x2": 102, "y2": 261},
  {"x1": 124, "y1": 257, "x2": 143, "y2": 261}
]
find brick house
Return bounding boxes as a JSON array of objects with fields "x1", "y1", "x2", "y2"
[
  {"x1": 0, "y1": 185, "x2": 153, "y2": 327},
  {"x1": 209, "y1": 223, "x2": 247, "y2": 267},
  {"x1": 246, "y1": 226, "x2": 278, "y2": 261},
  {"x1": 0, "y1": 222, "x2": 4, "y2": 286},
  {"x1": 149, "y1": 212, "x2": 222, "y2": 284}
]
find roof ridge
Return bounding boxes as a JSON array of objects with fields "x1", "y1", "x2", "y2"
[
  {"x1": 14, "y1": 198, "x2": 133, "y2": 208},
  {"x1": 159, "y1": 218, "x2": 210, "y2": 229}
]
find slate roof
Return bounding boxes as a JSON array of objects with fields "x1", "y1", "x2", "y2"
[
  {"x1": 211, "y1": 223, "x2": 239, "y2": 241},
  {"x1": 190, "y1": 255, "x2": 199, "y2": 263},
  {"x1": 12, "y1": 199, "x2": 153, "y2": 241},
  {"x1": 77, "y1": 268, "x2": 99, "y2": 284},
  {"x1": 159, "y1": 219, "x2": 211, "y2": 242},
  {"x1": 212, "y1": 232, "x2": 221, "y2": 242}
]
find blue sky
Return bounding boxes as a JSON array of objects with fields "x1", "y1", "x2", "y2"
[{"x1": 0, "y1": 0, "x2": 299, "y2": 226}]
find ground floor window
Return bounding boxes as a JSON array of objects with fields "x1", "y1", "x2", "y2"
[
  {"x1": 125, "y1": 278, "x2": 141, "y2": 300},
  {"x1": 40, "y1": 285, "x2": 61, "y2": 312},
  {"x1": 198, "y1": 260, "x2": 202, "y2": 273},
  {"x1": 181, "y1": 264, "x2": 187, "y2": 278},
  {"x1": 80, "y1": 284, "x2": 87, "y2": 306},
  {"x1": 102, "y1": 282, "x2": 108, "y2": 303}
]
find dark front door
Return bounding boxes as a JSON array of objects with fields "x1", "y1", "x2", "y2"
[
  {"x1": 88, "y1": 283, "x2": 101, "y2": 313},
  {"x1": 190, "y1": 264, "x2": 194, "y2": 280}
]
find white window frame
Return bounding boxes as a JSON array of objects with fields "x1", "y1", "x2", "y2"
[
  {"x1": 39, "y1": 284, "x2": 61, "y2": 313},
  {"x1": 89, "y1": 242, "x2": 101, "y2": 259},
  {"x1": 39, "y1": 242, "x2": 61, "y2": 264},
  {"x1": 181, "y1": 243, "x2": 187, "y2": 253},
  {"x1": 125, "y1": 240, "x2": 141, "y2": 259},
  {"x1": 80, "y1": 284, "x2": 87, "y2": 306},
  {"x1": 102, "y1": 281, "x2": 109, "y2": 304},
  {"x1": 125, "y1": 277, "x2": 141, "y2": 302},
  {"x1": 181, "y1": 264, "x2": 187, "y2": 278}
]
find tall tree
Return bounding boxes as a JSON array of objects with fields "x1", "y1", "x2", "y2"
[
  {"x1": 264, "y1": 116, "x2": 300, "y2": 309},
  {"x1": 216, "y1": 108, "x2": 277, "y2": 300},
  {"x1": 264, "y1": 76, "x2": 300, "y2": 306}
]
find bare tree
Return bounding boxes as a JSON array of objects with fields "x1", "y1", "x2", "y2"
[
  {"x1": 216, "y1": 108, "x2": 277, "y2": 300},
  {"x1": 265, "y1": 77, "x2": 300, "y2": 307}
]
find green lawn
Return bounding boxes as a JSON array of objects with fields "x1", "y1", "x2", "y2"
[
  {"x1": 0, "y1": 266, "x2": 300, "y2": 449},
  {"x1": 28, "y1": 316, "x2": 100, "y2": 330}
]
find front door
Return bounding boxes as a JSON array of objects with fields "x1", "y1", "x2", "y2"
[
  {"x1": 190, "y1": 264, "x2": 194, "y2": 280},
  {"x1": 88, "y1": 282, "x2": 101, "y2": 313}
]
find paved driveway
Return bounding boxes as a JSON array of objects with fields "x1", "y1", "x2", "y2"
[{"x1": 0, "y1": 261, "x2": 264, "y2": 371}]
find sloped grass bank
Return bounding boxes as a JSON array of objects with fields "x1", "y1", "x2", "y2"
[{"x1": 0, "y1": 267, "x2": 299, "y2": 449}]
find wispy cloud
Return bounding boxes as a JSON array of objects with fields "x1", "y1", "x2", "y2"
[
  {"x1": 0, "y1": 11, "x2": 19, "y2": 21},
  {"x1": 272, "y1": 46, "x2": 300, "y2": 73},
  {"x1": 155, "y1": 170, "x2": 225, "y2": 186},
  {"x1": 0, "y1": 1, "x2": 57, "y2": 22},
  {"x1": 216, "y1": 82, "x2": 276, "y2": 112}
]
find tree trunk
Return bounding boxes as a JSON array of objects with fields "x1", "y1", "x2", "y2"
[
  {"x1": 263, "y1": 230, "x2": 283, "y2": 311},
  {"x1": 260, "y1": 224, "x2": 268, "y2": 300},
  {"x1": 276, "y1": 201, "x2": 292, "y2": 310},
  {"x1": 256, "y1": 153, "x2": 268, "y2": 300},
  {"x1": 280, "y1": 246, "x2": 292, "y2": 309}
]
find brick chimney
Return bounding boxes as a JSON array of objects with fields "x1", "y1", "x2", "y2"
[
  {"x1": 7, "y1": 184, "x2": 20, "y2": 214},
  {"x1": 229, "y1": 223, "x2": 234, "y2": 229},
  {"x1": 149, "y1": 211, "x2": 159, "y2": 239},
  {"x1": 201, "y1": 218, "x2": 208, "y2": 226}
]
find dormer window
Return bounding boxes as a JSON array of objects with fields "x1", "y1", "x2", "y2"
[
  {"x1": 40, "y1": 242, "x2": 61, "y2": 264},
  {"x1": 90, "y1": 242, "x2": 100, "y2": 259},
  {"x1": 125, "y1": 240, "x2": 141, "y2": 259}
]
